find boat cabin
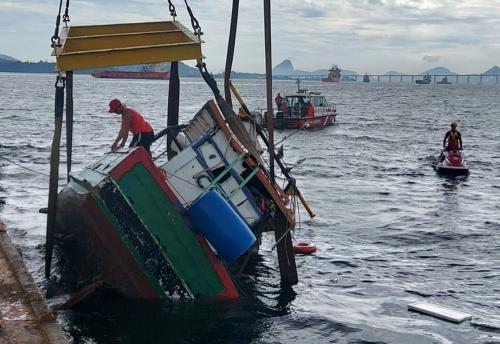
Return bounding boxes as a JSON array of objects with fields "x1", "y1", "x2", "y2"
[{"x1": 279, "y1": 93, "x2": 335, "y2": 118}]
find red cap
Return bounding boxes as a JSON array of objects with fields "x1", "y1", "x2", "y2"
[{"x1": 108, "y1": 99, "x2": 122, "y2": 113}]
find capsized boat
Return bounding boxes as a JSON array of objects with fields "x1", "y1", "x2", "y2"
[
  {"x1": 261, "y1": 80, "x2": 338, "y2": 130},
  {"x1": 55, "y1": 100, "x2": 300, "y2": 301},
  {"x1": 434, "y1": 149, "x2": 469, "y2": 175},
  {"x1": 46, "y1": 0, "x2": 310, "y2": 305}
]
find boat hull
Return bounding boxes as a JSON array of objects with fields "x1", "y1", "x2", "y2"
[
  {"x1": 321, "y1": 76, "x2": 340, "y2": 82},
  {"x1": 56, "y1": 148, "x2": 238, "y2": 301},
  {"x1": 269, "y1": 114, "x2": 336, "y2": 130},
  {"x1": 91, "y1": 71, "x2": 169, "y2": 80}
]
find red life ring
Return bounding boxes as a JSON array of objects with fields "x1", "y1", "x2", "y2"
[{"x1": 293, "y1": 242, "x2": 316, "y2": 255}]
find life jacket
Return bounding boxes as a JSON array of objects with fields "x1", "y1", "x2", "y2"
[
  {"x1": 124, "y1": 107, "x2": 153, "y2": 135},
  {"x1": 448, "y1": 130, "x2": 460, "y2": 142}
]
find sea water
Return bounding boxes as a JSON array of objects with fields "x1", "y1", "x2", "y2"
[{"x1": 1, "y1": 73, "x2": 500, "y2": 343}]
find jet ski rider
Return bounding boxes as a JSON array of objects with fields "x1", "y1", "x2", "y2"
[{"x1": 443, "y1": 121, "x2": 462, "y2": 152}]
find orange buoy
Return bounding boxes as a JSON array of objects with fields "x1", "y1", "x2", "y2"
[{"x1": 293, "y1": 242, "x2": 316, "y2": 255}]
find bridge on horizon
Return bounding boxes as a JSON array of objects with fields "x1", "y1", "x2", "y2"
[{"x1": 273, "y1": 74, "x2": 500, "y2": 84}]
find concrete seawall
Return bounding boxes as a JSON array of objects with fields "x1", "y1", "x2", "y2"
[{"x1": 0, "y1": 221, "x2": 68, "y2": 344}]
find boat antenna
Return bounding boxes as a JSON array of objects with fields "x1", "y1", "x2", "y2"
[{"x1": 224, "y1": 0, "x2": 240, "y2": 108}]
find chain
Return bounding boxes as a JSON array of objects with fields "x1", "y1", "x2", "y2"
[
  {"x1": 183, "y1": 0, "x2": 203, "y2": 38},
  {"x1": 197, "y1": 62, "x2": 220, "y2": 97},
  {"x1": 166, "y1": 0, "x2": 177, "y2": 19},
  {"x1": 62, "y1": 0, "x2": 70, "y2": 25},
  {"x1": 51, "y1": 0, "x2": 64, "y2": 48}
]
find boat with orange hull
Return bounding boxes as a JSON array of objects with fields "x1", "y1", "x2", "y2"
[
  {"x1": 321, "y1": 65, "x2": 341, "y2": 82},
  {"x1": 91, "y1": 70, "x2": 169, "y2": 80}
]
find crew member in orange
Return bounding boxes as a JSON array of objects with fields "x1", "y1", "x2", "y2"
[
  {"x1": 109, "y1": 99, "x2": 155, "y2": 154},
  {"x1": 305, "y1": 101, "x2": 315, "y2": 118},
  {"x1": 275, "y1": 93, "x2": 283, "y2": 107}
]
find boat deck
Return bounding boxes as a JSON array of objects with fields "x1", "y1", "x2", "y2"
[{"x1": 0, "y1": 222, "x2": 67, "y2": 344}]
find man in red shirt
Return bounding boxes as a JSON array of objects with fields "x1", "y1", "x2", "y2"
[
  {"x1": 305, "y1": 101, "x2": 315, "y2": 118},
  {"x1": 108, "y1": 99, "x2": 155, "y2": 154},
  {"x1": 275, "y1": 93, "x2": 283, "y2": 107}
]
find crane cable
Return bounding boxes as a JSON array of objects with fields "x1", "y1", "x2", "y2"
[
  {"x1": 224, "y1": 0, "x2": 239, "y2": 108},
  {"x1": 51, "y1": 0, "x2": 70, "y2": 48}
]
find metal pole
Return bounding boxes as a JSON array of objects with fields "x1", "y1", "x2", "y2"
[
  {"x1": 264, "y1": 0, "x2": 297, "y2": 286},
  {"x1": 45, "y1": 77, "x2": 65, "y2": 278},
  {"x1": 167, "y1": 62, "x2": 180, "y2": 159},
  {"x1": 65, "y1": 71, "x2": 73, "y2": 182},
  {"x1": 264, "y1": 0, "x2": 274, "y2": 182}
]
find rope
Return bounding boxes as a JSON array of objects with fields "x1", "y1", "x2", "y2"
[
  {"x1": 0, "y1": 155, "x2": 49, "y2": 177},
  {"x1": 275, "y1": 128, "x2": 302, "y2": 145}
]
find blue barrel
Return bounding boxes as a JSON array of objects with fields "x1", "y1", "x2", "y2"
[{"x1": 187, "y1": 189, "x2": 256, "y2": 262}]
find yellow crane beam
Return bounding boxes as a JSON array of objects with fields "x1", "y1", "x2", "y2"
[{"x1": 53, "y1": 21, "x2": 203, "y2": 72}]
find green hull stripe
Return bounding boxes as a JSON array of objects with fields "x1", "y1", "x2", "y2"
[
  {"x1": 118, "y1": 164, "x2": 224, "y2": 297},
  {"x1": 91, "y1": 193, "x2": 167, "y2": 298}
]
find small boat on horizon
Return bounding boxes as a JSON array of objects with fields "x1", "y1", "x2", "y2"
[
  {"x1": 363, "y1": 73, "x2": 370, "y2": 82},
  {"x1": 436, "y1": 76, "x2": 452, "y2": 84},
  {"x1": 321, "y1": 65, "x2": 341, "y2": 82},
  {"x1": 416, "y1": 73, "x2": 431, "y2": 84}
]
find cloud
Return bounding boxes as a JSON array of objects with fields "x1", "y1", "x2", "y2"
[
  {"x1": 422, "y1": 55, "x2": 441, "y2": 63},
  {"x1": 1, "y1": 0, "x2": 500, "y2": 73}
]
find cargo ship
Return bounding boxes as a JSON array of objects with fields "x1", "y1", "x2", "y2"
[
  {"x1": 90, "y1": 70, "x2": 169, "y2": 80},
  {"x1": 321, "y1": 65, "x2": 341, "y2": 82}
]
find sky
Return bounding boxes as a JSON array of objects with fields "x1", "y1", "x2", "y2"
[{"x1": 1, "y1": 0, "x2": 500, "y2": 74}]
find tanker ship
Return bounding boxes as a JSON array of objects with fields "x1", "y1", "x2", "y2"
[{"x1": 91, "y1": 64, "x2": 169, "y2": 80}]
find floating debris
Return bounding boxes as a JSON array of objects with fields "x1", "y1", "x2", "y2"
[{"x1": 408, "y1": 301, "x2": 472, "y2": 323}]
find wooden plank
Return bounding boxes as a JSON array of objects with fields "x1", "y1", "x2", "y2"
[{"x1": 408, "y1": 301, "x2": 472, "y2": 323}]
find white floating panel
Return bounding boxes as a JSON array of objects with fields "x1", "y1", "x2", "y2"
[{"x1": 408, "y1": 301, "x2": 472, "y2": 323}]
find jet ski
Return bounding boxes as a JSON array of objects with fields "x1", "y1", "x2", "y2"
[{"x1": 435, "y1": 149, "x2": 469, "y2": 175}]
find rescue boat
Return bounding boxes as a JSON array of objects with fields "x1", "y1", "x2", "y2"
[{"x1": 260, "y1": 80, "x2": 338, "y2": 130}]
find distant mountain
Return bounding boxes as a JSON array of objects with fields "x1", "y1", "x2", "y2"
[
  {"x1": 0, "y1": 54, "x2": 201, "y2": 77},
  {"x1": 421, "y1": 67, "x2": 456, "y2": 75},
  {"x1": 0, "y1": 54, "x2": 19, "y2": 62},
  {"x1": 384, "y1": 71, "x2": 403, "y2": 75},
  {"x1": 483, "y1": 66, "x2": 500, "y2": 75},
  {"x1": 273, "y1": 59, "x2": 295, "y2": 75},
  {"x1": 273, "y1": 59, "x2": 358, "y2": 76}
]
